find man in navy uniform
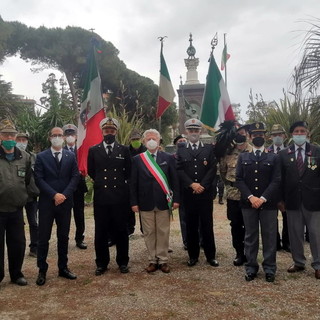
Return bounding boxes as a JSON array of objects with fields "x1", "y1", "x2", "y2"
[
  {"x1": 235, "y1": 122, "x2": 280, "y2": 282},
  {"x1": 62, "y1": 124, "x2": 88, "y2": 250},
  {"x1": 267, "y1": 124, "x2": 290, "y2": 252},
  {"x1": 88, "y1": 117, "x2": 131, "y2": 275},
  {"x1": 177, "y1": 118, "x2": 218, "y2": 268},
  {"x1": 278, "y1": 121, "x2": 320, "y2": 280}
]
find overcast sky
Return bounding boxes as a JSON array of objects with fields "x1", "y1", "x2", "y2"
[{"x1": 1, "y1": 0, "x2": 319, "y2": 119}]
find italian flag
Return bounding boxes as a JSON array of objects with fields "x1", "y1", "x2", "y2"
[
  {"x1": 77, "y1": 45, "x2": 105, "y2": 175},
  {"x1": 156, "y1": 42, "x2": 176, "y2": 119},
  {"x1": 221, "y1": 44, "x2": 230, "y2": 71},
  {"x1": 200, "y1": 54, "x2": 235, "y2": 131}
]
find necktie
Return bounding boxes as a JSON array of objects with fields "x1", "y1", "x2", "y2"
[
  {"x1": 106, "y1": 145, "x2": 112, "y2": 156},
  {"x1": 151, "y1": 153, "x2": 156, "y2": 161},
  {"x1": 296, "y1": 147, "x2": 304, "y2": 175},
  {"x1": 192, "y1": 144, "x2": 197, "y2": 151},
  {"x1": 70, "y1": 147, "x2": 74, "y2": 153},
  {"x1": 276, "y1": 147, "x2": 281, "y2": 154},
  {"x1": 54, "y1": 152, "x2": 60, "y2": 166},
  {"x1": 255, "y1": 150, "x2": 261, "y2": 158}
]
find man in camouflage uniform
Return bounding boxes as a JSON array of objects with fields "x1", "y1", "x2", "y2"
[{"x1": 220, "y1": 124, "x2": 252, "y2": 266}]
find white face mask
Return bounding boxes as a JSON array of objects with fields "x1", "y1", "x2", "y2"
[
  {"x1": 16, "y1": 142, "x2": 28, "y2": 151},
  {"x1": 66, "y1": 136, "x2": 76, "y2": 144},
  {"x1": 188, "y1": 133, "x2": 200, "y2": 143},
  {"x1": 51, "y1": 137, "x2": 64, "y2": 148},
  {"x1": 146, "y1": 139, "x2": 158, "y2": 150}
]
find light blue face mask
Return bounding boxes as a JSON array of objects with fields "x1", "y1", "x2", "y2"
[
  {"x1": 272, "y1": 136, "x2": 284, "y2": 146},
  {"x1": 292, "y1": 135, "x2": 307, "y2": 146},
  {"x1": 16, "y1": 142, "x2": 28, "y2": 151}
]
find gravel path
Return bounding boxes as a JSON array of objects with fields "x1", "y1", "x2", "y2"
[{"x1": 0, "y1": 200, "x2": 319, "y2": 320}]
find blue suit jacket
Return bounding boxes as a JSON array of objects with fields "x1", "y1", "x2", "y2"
[
  {"x1": 130, "y1": 151, "x2": 180, "y2": 211},
  {"x1": 34, "y1": 148, "x2": 79, "y2": 208}
]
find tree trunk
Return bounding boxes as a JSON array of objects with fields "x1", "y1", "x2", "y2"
[{"x1": 65, "y1": 71, "x2": 78, "y2": 113}]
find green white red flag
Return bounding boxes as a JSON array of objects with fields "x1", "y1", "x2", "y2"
[
  {"x1": 221, "y1": 44, "x2": 230, "y2": 71},
  {"x1": 200, "y1": 53, "x2": 235, "y2": 131},
  {"x1": 156, "y1": 42, "x2": 176, "y2": 118},
  {"x1": 77, "y1": 45, "x2": 105, "y2": 175}
]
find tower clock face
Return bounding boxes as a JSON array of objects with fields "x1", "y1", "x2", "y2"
[
  {"x1": 187, "y1": 46, "x2": 196, "y2": 57},
  {"x1": 185, "y1": 102, "x2": 200, "y2": 119}
]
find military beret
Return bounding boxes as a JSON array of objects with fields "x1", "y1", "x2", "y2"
[
  {"x1": 173, "y1": 134, "x2": 186, "y2": 145},
  {"x1": 0, "y1": 119, "x2": 18, "y2": 134},
  {"x1": 184, "y1": 118, "x2": 202, "y2": 130},
  {"x1": 289, "y1": 121, "x2": 308, "y2": 133},
  {"x1": 16, "y1": 132, "x2": 29, "y2": 139},
  {"x1": 249, "y1": 122, "x2": 267, "y2": 134},
  {"x1": 62, "y1": 124, "x2": 78, "y2": 135},
  {"x1": 99, "y1": 117, "x2": 119, "y2": 130},
  {"x1": 270, "y1": 124, "x2": 285, "y2": 134}
]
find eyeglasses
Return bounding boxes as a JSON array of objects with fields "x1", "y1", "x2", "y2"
[{"x1": 50, "y1": 134, "x2": 64, "y2": 138}]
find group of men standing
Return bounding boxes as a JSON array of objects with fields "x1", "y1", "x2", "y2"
[{"x1": 1, "y1": 116, "x2": 320, "y2": 287}]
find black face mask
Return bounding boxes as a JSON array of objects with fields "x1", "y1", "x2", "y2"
[
  {"x1": 252, "y1": 136, "x2": 265, "y2": 147},
  {"x1": 234, "y1": 133, "x2": 246, "y2": 144},
  {"x1": 104, "y1": 134, "x2": 115, "y2": 144},
  {"x1": 177, "y1": 142, "x2": 187, "y2": 148}
]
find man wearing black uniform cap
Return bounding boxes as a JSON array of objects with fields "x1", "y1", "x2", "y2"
[{"x1": 278, "y1": 121, "x2": 320, "y2": 280}]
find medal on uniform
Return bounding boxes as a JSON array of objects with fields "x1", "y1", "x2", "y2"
[
  {"x1": 290, "y1": 158, "x2": 294, "y2": 162},
  {"x1": 203, "y1": 158, "x2": 208, "y2": 166},
  {"x1": 308, "y1": 156, "x2": 317, "y2": 170}
]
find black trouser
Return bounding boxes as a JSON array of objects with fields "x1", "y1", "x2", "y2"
[
  {"x1": 227, "y1": 199, "x2": 245, "y2": 255},
  {"x1": 277, "y1": 211, "x2": 290, "y2": 248},
  {"x1": 0, "y1": 209, "x2": 26, "y2": 282},
  {"x1": 184, "y1": 194, "x2": 216, "y2": 261},
  {"x1": 94, "y1": 203, "x2": 129, "y2": 268},
  {"x1": 25, "y1": 199, "x2": 38, "y2": 253},
  {"x1": 37, "y1": 202, "x2": 71, "y2": 272},
  {"x1": 73, "y1": 189, "x2": 85, "y2": 243},
  {"x1": 127, "y1": 206, "x2": 136, "y2": 235}
]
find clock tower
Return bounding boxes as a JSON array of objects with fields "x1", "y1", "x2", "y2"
[{"x1": 177, "y1": 33, "x2": 205, "y2": 133}]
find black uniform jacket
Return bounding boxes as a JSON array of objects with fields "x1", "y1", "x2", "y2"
[
  {"x1": 130, "y1": 151, "x2": 179, "y2": 211},
  {"x1": 235, "y1": 150, "x2": 280, "y2": 209},
  {"x1": 279, "y1": 143, "x2": 320, "y2": 211},
  {"x1": 87, "y1": 141, "x2": 131, "y2": 205},
  {"x1": 177, "y1": 142, "x2": 217, "y2": 199}
]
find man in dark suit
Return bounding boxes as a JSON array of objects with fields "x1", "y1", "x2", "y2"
[
  {"x1": 87, "y1": 117, "x2": 131, "y2": 275},
  {"x1": 278, "y1": 121, "x2": 320, "y2": 280},
  {"x1": 235, "y1": 122, "x2": 280, "y2": 283},
  {"x1": 130, "y1": 129, "x2": 179, "y2": 273},
  {"x1": 267, "y1": 124, "x2": 290, "y2": 252},
  {"x1": 177, "y1": 119, "x2": 218, "y2": 268},
  {"x1": 34, "y1": 127, "x2": 79, "y2": 286},
  {"x1": 62, "y1": 124, "x2": 88, "y2": 250}
]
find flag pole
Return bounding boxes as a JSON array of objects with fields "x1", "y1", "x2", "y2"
[{"x1": 224, "y1": 33, "x2": 227, "y2": 88}]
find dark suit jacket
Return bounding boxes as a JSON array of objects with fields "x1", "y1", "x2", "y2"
[
  {"x1": 279, "y1": 143, "x2": 320, "y2": 211},
  {"x1": 177, "y1": 142, "x2": 217, "y2": 199},
  {"x1": 130, "y1": 151, "x2": 180, "y2": 211},
  {"x1": 235, "y1": 150, "x2": 280, "y2": 209},
  {"x1": 64, "y1": 145, "x2": 88, "y2": 193},
  {"x1": 34, "y1": 148, "x2": 80, "y2": 208},
  {"x1": 87, "y1": 141, "x2": 131, "y2": 205}
]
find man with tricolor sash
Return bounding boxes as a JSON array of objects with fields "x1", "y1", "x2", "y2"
[{"x1": 130, "y1": 129, "x2": 180, "y2": 273}]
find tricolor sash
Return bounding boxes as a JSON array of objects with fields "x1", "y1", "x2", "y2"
[{"x1": 139, "y1": 151, "x2": 173, "y2": 209}]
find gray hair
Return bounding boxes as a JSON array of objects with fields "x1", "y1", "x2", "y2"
[{"x1": 142, "y1": 129, "x2": 161, "y2": 140}]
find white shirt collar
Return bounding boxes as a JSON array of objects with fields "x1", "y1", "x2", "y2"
[
  {"x1": 253, "y1": 146, "x2": 265, "y2": 154},
  {"x1": 103, "y1": 141, "x2": 115, "y2": 149},
  {"x1": 294, "y1": 143, "x2": 306, "y2": 151}
]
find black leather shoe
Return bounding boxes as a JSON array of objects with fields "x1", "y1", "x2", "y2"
[
  {"x1": 208, "y1": 259, "x2": 219, "y2": 267},
  {"x1": 282, "y1": 245, "x2": 291, "y2": 253},
  {"x1": 95, "y1": 267, "x2": 108, "y2": 276},
  {"x1": 108, "y1": 240, "x2": 115, "y2": 247},
  {"x1": 13, "y1": 277, "x2": 28, "y2": 286},
  {"x1": 187, "y1": 259, "x2": 198, "y2": 267},
  {"x1": 58, "y1": 268, "x2": 77, "y2": 280},
  {"x1": 233, "y1": 255, "x2": 246, "y2": 266},
  {"x1": 76, "y1": 241, "x2": 87, "y2": 250},
  {"x1": 245, "y1": 273, "x2": 257, "y2": 281},
  {"x1": 119, "y1": 265, "x2": 129, "y2": 274},
  {"x1": 265, "y1": 273, "x2": 275, "y2": 282},
  {"x1": 36, "y1": 272, "x2": 46, "y2": 286}
]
